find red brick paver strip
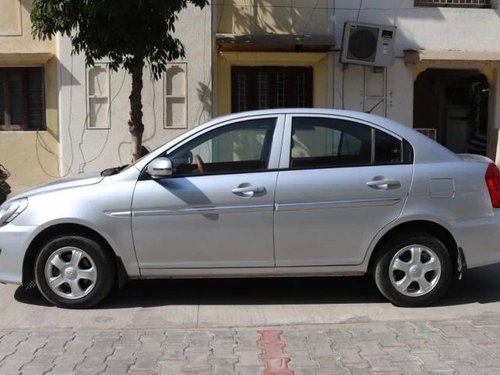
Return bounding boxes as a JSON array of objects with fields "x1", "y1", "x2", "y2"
[{"x1": 258, "y1": 330, "x2": 294, "y2": 375}]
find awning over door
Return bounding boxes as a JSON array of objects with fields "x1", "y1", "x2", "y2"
[{"x1": 405, "y1": 49, "x2": 500, "y2": 68}]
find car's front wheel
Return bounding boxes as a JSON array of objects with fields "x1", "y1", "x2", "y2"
[
  {"x1": 34, "y1": 235, "x2": 115, "y2": 308},
  {"x1": 374, "y1": 233, "x2": 453, "y2": 307}
]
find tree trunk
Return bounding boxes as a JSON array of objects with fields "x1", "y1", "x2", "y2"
[{"x1": 128, "y1": 59, "x2": 145, "y2": 161}]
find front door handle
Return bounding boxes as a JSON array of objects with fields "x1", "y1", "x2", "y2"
[
  {"x1": 232, "y1": 185, "x2": 266, "y2": 196},
  {"x1": 366, "y1": 177, "x2": 401, "y2": 190}
]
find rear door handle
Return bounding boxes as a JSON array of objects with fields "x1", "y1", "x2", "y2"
[
  {"x1": 232, "y1": 185, "x2": 266, "y2": 196},
  {"x1": 366, "y1": 178, "x2": 401, "y2": 190}
]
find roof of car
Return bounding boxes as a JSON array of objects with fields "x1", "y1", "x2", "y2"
[
  {"x1": 133, "y1": 108, "x2": 459, "y2": 172},
  {"x1": 210, "y1": 108, "x2": 458, "y2": 163}
]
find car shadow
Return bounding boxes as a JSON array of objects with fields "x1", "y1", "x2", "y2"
[{"x1": 14, "y1": 263, "x2": 500, "y2": 309}]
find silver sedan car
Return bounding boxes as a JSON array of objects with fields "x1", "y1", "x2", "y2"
[{"x1": 1, "y1": 109, "x2": 500, "y2": 308}]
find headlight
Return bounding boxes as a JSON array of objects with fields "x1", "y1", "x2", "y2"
[{"x1": 0, "y1": 198, "x2": 28, "y2": 226}]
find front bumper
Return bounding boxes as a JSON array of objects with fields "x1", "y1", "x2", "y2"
[{"x1": 0, "y1": 223, "x2": 37, "y2": 285}]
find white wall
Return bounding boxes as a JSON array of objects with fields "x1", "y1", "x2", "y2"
[
  {"x1": 332, "y1": 0, "x2": 500, "y2": 128},
  {"x1": 57, "y1": 4, "x2": 213, "y2": 176},
  {"x1": 333, "y1": 0, "x2": 500, "y2": 56},
  {"x1": 57, "y1": 1, "x2": 500, "y2": 175}
]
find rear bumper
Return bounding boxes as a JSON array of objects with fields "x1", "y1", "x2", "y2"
[
  {"x1": 0, "y1": 223, "x2": 36, "y2": 285},
  {"x1": 451, "y1": 214, "x2": 500, "y2": 269}
]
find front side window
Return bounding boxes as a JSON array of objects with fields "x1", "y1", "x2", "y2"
[
  {"x1": 0, "y1": 67, "x2": 45, "y2": 131},
  {"x1": 168, "y1": 118, "x2": 276, "y2": 176},
  {"x1": 290, "y1": 117, "x2": 411, "y2": 169}
]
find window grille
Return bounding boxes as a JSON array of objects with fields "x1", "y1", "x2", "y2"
[
  {"x1": 0, "y1": 67, "x2": 45, "y2": 131},
  {"x1": 276, "y1": 72, "x2": 287, "y2": 108},
  {"x1": 256, "y1": 71, "x2": 269, "y2": 109},
  {"x1": 231, "y1": 67, "x2": 313, "y2": 112}
]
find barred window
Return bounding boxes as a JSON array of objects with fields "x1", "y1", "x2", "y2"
[
  {"x1": 414, "y1": 0, "x2": 490, "y2": 8},
  {"x1": 0, "y1": 67, "x2": 45, "y2": 131},
  {"x1": 256, "y1": 71, "x2": 269, "y2": 109},
  {"x1": 231, "y1": 67, "x2": 313, "y2": 113}
]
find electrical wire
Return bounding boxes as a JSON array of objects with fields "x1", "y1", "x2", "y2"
[
  {"x1": 197, "y1": 7, "x2": 212, "y2": 125},
  {"x1": 303, "y1": 0, "x2": 320, "y2": 34},
  {"x1": 77, "y1": 65, "x2": 111, "y2": 174},
  {"x1": 77, "y1": 63, "x2": 129, "y2": 173},
  {"x1": 356, "y1": 0, "x2": 363, "y2": 22},
  {"x1": 35, "y1": 54, "x2": 76, "y2": 179},
  {"x1": 142, "y1": 74, "x2": 158, "y2": 145},
  {"x1": 217, "y1": 0, "x2": 226, "y2": 33},
  {"x1": 35, "y1": 130, "x2": 64, "y2": 179}
]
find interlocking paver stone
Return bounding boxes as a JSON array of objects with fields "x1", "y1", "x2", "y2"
[{"x1": 0, "y1": 317, "x2": 500, "y2": 374}]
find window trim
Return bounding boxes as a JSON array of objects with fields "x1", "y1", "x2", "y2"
[
  {"x1": 163, "y1": 62, "x2": 188, "y2": 129},
  {"x1": 141, "y1": 115, "x2": 286, "y2": 179},
  {"x1": 0, "y1": 67, "x2": 46, "y2": 131},
  {"x1": 279, "y1": 114, "x2": 413, "y2": 170},
  {"x1": 86, "y1": 62, "x2": 111, "y2": 130},
  {"x1": 168, "y1": 119, "x2": 276, "y2": 177},
  {"x1": 231, "y1": 66, "x2": 313, "y2": 113}
]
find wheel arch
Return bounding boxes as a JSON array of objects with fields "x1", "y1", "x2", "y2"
[
  {"x1": 368, "y1": 220, "x2": 459, "y2": 274},
  {"x1": 22, "y1": 223, "x2": 127, "y2": 287}
]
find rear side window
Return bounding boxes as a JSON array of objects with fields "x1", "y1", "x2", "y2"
[
  {"x1": 290, "y1": 117, "x2": 412, "y2": 169},
  {"x1": 375, "y1": 130, "x2": 402, "y2": 164}
]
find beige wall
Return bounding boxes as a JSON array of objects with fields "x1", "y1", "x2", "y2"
[
  {"x1": 0, "y1": 0, "x2": 54, "y2": 53},
  {"x1": 0, "y1": 0, "x2": 59, "y2": 195},
  {"x1": 214, "y1": 1, "x2": 331, "y2": 116},
  {"x1": 216, "y1": 0, "x2": 330, "y2": 35}
]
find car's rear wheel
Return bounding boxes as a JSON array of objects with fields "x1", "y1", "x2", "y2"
[
  {"x1": 34, "y1": 235, "x2": 115, "y2": 308},
  {"x1": 374, "y1": 233, "x2": 452, "y2": 307}
]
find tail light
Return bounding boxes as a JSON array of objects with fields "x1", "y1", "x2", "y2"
[{"x1": 485, "y1": 163, "x2": 500, "y2": 208}]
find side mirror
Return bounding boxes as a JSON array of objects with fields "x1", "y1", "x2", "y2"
[{"x1": 146, "y1": 157, "x2": 173, "y2": 179}]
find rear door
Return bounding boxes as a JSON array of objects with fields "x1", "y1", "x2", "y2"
[{"x1": 274, "y1": 115, "x2": 414, "y2": 266}]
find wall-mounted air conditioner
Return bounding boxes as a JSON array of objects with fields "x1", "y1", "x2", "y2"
[{"x1": 340, "y1": 22, "x2": 397, "y2": 67}]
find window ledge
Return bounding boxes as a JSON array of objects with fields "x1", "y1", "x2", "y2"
[{"x1": 0, "y1": 53, "x2": 54, "y2": 66}]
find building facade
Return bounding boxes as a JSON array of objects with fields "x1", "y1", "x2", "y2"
[
  {"x1": 2, "y1": 0, "x2": 500, "y2": 193},
  {"x1": 56, "y1": 3, "x2": 213, "y2": 178},
  {"x1": 213, "y1": 0, "x2": 500, "y2": 163},
  {"x1": 0, "y1": 0, "x2": 59, "y2": 193}
]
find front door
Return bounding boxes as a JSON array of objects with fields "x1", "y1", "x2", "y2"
[
  {"x1": 132, "y1": 116, "x2": 282, "y2": 269},
  {"x1": 274, "y1": 115, "x2": 413, "y2": 266}
]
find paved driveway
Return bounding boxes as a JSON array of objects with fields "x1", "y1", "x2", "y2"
[{"x1": 1, "y1": 264, "x2": 500, "y2": 374}]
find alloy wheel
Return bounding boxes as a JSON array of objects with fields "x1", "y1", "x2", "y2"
[
  {"x1": 44, "y1": 246, "x2": 97, "y2": 300},
  {"x1": 389, "y1": 244, "x2": 442, "y2": 297}
]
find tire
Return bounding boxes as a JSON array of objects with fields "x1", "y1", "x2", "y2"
[
  {"x1": 374, "y1": 233, "x2": 453, "y2": 307},
  {"x1": 0, "y1": 190, "x2": 6, "y2": 205},
  {"x1": 34, "y1": 235, "x2": 115, "y2": 308}
]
